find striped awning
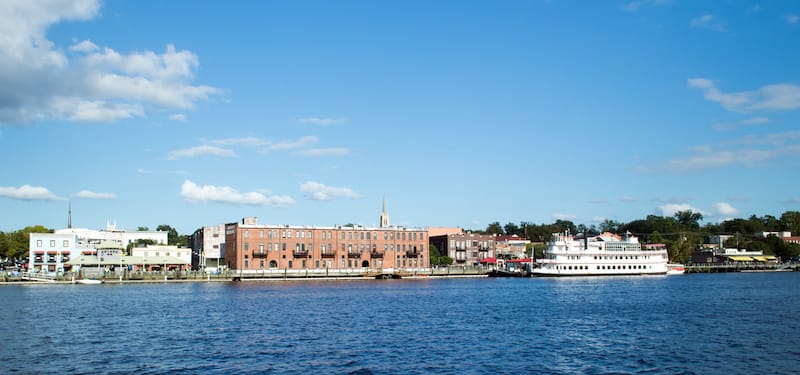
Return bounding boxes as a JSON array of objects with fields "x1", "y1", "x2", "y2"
[
  {"x1": 727, "y1": 256, "x2": 753, "y2": 261},
  {"x1": 752, "y1": 256, "x2": 777, "y2": 262}
]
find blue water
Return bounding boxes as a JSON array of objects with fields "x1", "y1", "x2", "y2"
[{"x1": 1, "y1": 273, "x2": 799, "y2": 374}]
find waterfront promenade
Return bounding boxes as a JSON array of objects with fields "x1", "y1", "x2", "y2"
[
  {"x1": 4, "y1": 263, "x2": 799, "y2": 284},
  {"x1": 1, "y1": 266, "x2": 490, "y2": 284}
]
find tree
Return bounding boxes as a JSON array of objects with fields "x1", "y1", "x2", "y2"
[
  {"x1": 429, "y1": 244, "x2": 441, "y2": 265},
  {"x1": 599, "y1": 219, "x2": 621, "y2": 234},
  {"x1": 485, "y1": 222, "x2": 503, "y2": 235},
  {"x1": 137, "y1": 226, "x2": 149, "y2": 231},
  {"x1": 674, "y1": 210, "x2": 703, "y2": 229},
  {"x1": 156, "y1": 224, "x2": 187, "y2": 247},
  {"x1": 503, "y1": 222, "x2": 521, "y2": 236}
]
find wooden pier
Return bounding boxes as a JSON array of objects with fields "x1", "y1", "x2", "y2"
[{"x1": 686, "y1": 262, "x2": 800, "y2": 273}]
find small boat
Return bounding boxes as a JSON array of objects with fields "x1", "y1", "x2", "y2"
[
  {"x1": 74, "y1": 279, "x2": 103, "y2": 285},
  {"x1": 666, "y1": 264, "x2": 685, "y2": 275}
]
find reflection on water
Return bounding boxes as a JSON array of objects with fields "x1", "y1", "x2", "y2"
[{"x1": 1, "y1": 273, "x2": 799, "y2": 374}]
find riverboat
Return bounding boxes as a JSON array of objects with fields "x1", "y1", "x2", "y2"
[{"x1": 532, "y1": 231, "x2": 668, "y2": 277}]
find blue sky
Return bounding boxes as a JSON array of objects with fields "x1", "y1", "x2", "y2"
[{"x1": 1, "y1": 0, "x2": 799, "y2": 234}]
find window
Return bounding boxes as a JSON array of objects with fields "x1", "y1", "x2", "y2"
[
  {"x1": 259, "y1": 230, "x2": 264, "y2": 238},
  {"x1": 63, "y1": 240, "x2": 69, "y2": 247},
  {"x1": 244, "y1": 230, "x2": 249, "y2": 238},
  {"x1": 50, "y1": 240, "x2": 56, "y2": 247},
  {"x1": 259, "y1": 244, "x2": 264, "y2": 252},
  {"x1": 244, "y1": 243, "x2": 249, "y2": 251},
  {"x1": 37, "y1": 240, "x2": 42, "y2": 247}
]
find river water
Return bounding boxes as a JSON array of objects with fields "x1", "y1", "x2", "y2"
[{"x1": 1, "y1": 272, "x2": 798, "y2": 374}]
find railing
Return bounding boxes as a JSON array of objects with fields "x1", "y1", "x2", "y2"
[
  {"x1": 321, "y1": 252, "x2": 336, "y2": 258},
  {"x1": 406, "y1": 251, "x2": 419, "y2": 257},
  {"x1": 252, "y1": 251, "x2": 268, "y2": 258},
  {"x1": 370, "y1": 251, "x2": 385, "y2": 258},
  {"x1": 347, "y1": 252, "x2": 361, "y2": 258},
  {"x1": 293, "y1": 250, "x2": 308, "y2": 258}
]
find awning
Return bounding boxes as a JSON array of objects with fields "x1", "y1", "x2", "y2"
[
  {"x1": 47, "y1": 251, "x2": 57, "y2": 255},
  {"x1": 752, "y1": 256, "x2": 776, "y2": 262},
  {"x1": 479, "y1": 257, "x2": 497, "y2": 264},
  {"x1": 728, "y1": 256, "x2": 753, "y2": 261},
  {"x1": 34, "y1": 251, "x2": 44, "y2": 255},
  {"x1": 61, "y1": 250, "x2": 71, "y2": 255}
]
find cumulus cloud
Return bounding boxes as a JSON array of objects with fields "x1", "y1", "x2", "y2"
[
  {"x1": 787, "y1": 14, "x2": 800, "y2": 24},
  {"x1": 658, "y1": 203, "x2": 702, "y2": 217},
  {"x1": 180, "y1": 180, "x2": 295, "y2": 206},
  {"x1": 688, "y1": 78, "x2": 800, "y2": 112},
  {"x1": 262, "y1": 136, "x2": 319, "y2": 152},
  {"x1": 620, "y1": 0, "x2": 670, "y2": 12},
  {"x1": 166, "y1": 145, "x2": 236, "y2": 160},
  {"x1": 0, "y1": 184, "x2": 62, "y2": 201},
  {"x1": 74, "y1": 190, "x2": 116, "y2": 199},
  {"x1": 298, "y1": 117, "x2": 345, "y2": 126},
  {"x1": 621, "y1": 195, "x2": 637, "y2": 202},
  {"x1": 0, "y1": 0, "x2": 219, "y2": 125},
  {"x1": 667, "y1": 131, "x2": 800, "y2": 171},
  {"x1": 691, "y1": 14, "x2": 726, "y2": 32},
  {"x1": 713, "y1": 202, "x2": 739, "y2": 217},
  {"x1": 169, "y1": 113, "x2": 187, "y2": 122},
  {"x1": 741, "y1": 117, "x2": 769, "y2": 125},
  {"x1": 300, "y1": 181, "x2": 360, "y2": 201}
]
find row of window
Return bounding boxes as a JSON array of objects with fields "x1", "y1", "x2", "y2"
[
  {"x1": 242, "y1": 229, "x2": 425, "y2": 242},
  {"x1": 555, "y1": 265, "x2": 653, "y2": 270},
  {"x1": 243, "y1": 257, "x2": 423, "y2": 269},
  {"x1": 245, "y1": 243, "x2": 424, "y2": 253},
  {"x1": 35, "y1": 239, "x2": 70, "y2": 248}
]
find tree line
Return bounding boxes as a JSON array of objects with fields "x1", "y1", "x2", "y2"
[{"x1": 471, "y1": 210, "x2": 800, "y2": 263}]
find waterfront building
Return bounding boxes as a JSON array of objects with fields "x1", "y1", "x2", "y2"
[
  {"x1": 28, "y1": 222, "x2": 168, "y2": 273},
  {"x1": 494, "y1": 234, "x2": 530, "y2": 259},
  {"x1": 223, "y1": 217, "x2": 429, "y2": 271},
  {"x1": 28, "y1": 232, "x2": 78, "y2": 273},
  {"x1": 188, "y1": 224, "x2": 226, "y2": 272},
  {"x1": 429, "y1": 232, "x2": 496, "y2": 265},
  {"x1": 690, "y1": 247, "x2": 776, "y2": 264}
]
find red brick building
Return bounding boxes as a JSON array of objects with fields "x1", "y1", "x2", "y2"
[{"x1": 224, "y1": 217, "x2": 429, "y2": 271}]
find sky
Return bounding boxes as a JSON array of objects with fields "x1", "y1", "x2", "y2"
[{"x1": 1, "y1": 0, "x2": 799, "y2": 235}]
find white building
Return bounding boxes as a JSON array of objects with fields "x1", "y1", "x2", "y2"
[
  {"x1": 28, "y1": 233, "x2": 78, "y2": 272},
  {"x1": 29, "y1": 222, "x2": 168, "y2": 272}
]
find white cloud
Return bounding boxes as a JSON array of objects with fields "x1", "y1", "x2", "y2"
[
  {"x1": 658, "y1": 203, "x2": 702, "y2": 217},
  {"x1": 74, "y1": 190, "x2": 116, "y2": 199},
  {"x1": 296, "y1": 147, "x2": 350, "y2": 157},
  {"x1": 620, "y1": 0, "x2": 670, "y2": 12},
  {"x1": 621, "y1": 195, "x2": 637, "y2": 202},
  {"x1": 0, "y1": 184, "x2": 62, "y2": 201},
  {"x1": 787, "y1": 14, "x2": 800, "y2": 24},
  {"x1": 691, "y1": 14, "x2": 726, "y2": 32},
  {"x1": 688, "y1": 78, "x2": 800, "y2": 112},
  {"x1": 169, "y1": 113, "x2": 187, "y2": 122},
  {"x1": 298, "y1": 117, "x2": 345, "y2": 126},
  {"x1": 589, "y1": 199, "x2": 608, "y2": 204},
  {"x1": 262, "y1": 136, "x2": 318, "y2": 152},
  {"x1": 592, "y1": 216, "x2": 607, "y2": 223},
  {"x1": 180, "y1": 180, "x2": 295, "y2": 206},
  {"x1": 300, "y1": 181, "x2": 360, "y2": 201},
  {"x1": 741, "y1": 117, "x2": 769, "y2": 125},
  {"x1": 0, "y1": 1, "x2": 219, "y2": 125},
  {"x1": 713, "y1": 202, "x2": 739, "y2": 217},
  {"x1": 166, "y1": 145, "x2": 236, "y2": 160},
  {"x1": 209, "y1": 137, "x2": 269, "y2": 147},
  {"x1": 552, "y1": 213, "x2": 577, "y2": 221},
  {"x1": 667, "y1": 131, "x2": 800, "y2": 171}
]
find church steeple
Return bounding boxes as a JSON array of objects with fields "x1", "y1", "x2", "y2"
[
  {"x1": 380, "y1": 194, "x2": 390, "y2": 228},
  {"x1": 67, "y1": 201, "x2": 72, "y2": 229}
]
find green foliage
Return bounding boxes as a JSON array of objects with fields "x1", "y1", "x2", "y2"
[
  {"x1": 156, "y1": 224, "x2": 188, "y2": 247},
  {"x1": 0, "y1": 225, "x2": 53, "y2": 259},
  {"x1": 137, "y1": 226, "x2": 149, "y2": 231},
  {"x1": 485, "y1": 222, "x2": 503, "y2": 235}
]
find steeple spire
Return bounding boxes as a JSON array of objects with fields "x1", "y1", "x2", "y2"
[
  {"x1": 67, "y1": 201, "x2": 72, "y2": 229},
  {"x1": 380, "y1": 194, "x2": 390, "y2": 228}
]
